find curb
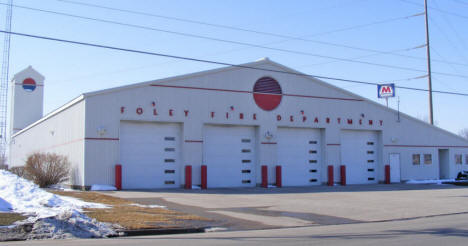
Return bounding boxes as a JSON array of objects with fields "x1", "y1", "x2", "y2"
[{"x1": 116, "y1": 227, "x2": 206, "y2": 237}]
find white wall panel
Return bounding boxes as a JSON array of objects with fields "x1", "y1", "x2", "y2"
[{"x1": 10, "y1": 100, "x2": 85, "y2": 186}]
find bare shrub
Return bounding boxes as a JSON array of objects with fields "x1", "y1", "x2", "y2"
[
  {"x1": 9, "y1": 166, "x2": 28, "y2": 178},
  {"x1": 24, "y1": 153, "x2": 70, "y2": 188}
]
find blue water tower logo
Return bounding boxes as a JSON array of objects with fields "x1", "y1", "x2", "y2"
[{"x1": 22, "y1": 78, "x2": 36, "y2": 92}]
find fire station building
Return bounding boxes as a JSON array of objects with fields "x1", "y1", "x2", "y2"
[{"x1": 9, "y1": 59, "x2": 468, "y2": 189}]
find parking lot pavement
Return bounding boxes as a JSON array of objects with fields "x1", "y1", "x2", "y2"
[{"x1": 101, "y1": 184, "x2": 468, "y2": 230}]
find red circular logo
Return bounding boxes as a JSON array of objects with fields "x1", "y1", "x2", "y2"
[
  {"x1": 22, "y1": 78, "x2": 36, "y2": 92},
  {"x1": 253, "y1": 77, "x2": 282, "y2": 111}
]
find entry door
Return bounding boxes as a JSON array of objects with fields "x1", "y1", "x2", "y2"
[
  {"x1": 204, "y1": 125, "x2": 256, "y2": 188},
  {"x1": 120, "y1": 121, "x2": 181, "y2": 189},
  {"x1": 277, "y1": 127, "x2": 322, "y2": 186},
  {"x1": 389, "y1": 153, "x2": 401, "y2": 183},
  {"x1": 439, "y1": 149, "x2": 450, "y2": 179}
]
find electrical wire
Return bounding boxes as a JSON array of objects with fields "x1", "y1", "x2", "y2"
[
  {"x1": 55, "y1": 0, "x2": 420, "y2": 39},
  {"x1": 2, "y1": 29, "x2": 468, "y2": 97},
  {"x1": 49, "y1": 1, "x2": 468, "y2": 67},
  {"x1": 399, "y1": 0, "x2": 468, "y2": 20},
  {"x1": 4, "y1": 2, "x2": 468, "y2": 78}
]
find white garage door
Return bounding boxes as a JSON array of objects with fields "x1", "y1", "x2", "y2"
[
  {"x1": 341, "y1": 130, "x2": 378, "y2": 184},
  {"x1": 277, "y1": 127, "x2": 322, "y2": 186},
  {"x1": 204, "y1": 125, "x2": 256, "y2": 188},
  {"x1": 120, "y1": 121, "x2": 181, "y2": 189}
]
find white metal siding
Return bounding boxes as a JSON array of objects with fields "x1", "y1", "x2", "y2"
[
  {"x1": 341, "y1": 130, "x2": 379, "y2": 184},
  {"x1": 9, "y1": 100, "x2": 86, "y2": 186},
  {"x1": 204, "y1": 125, "x2": 256, "y2": 188},
  {"x1": 120, "y1": 121, "x2": 181, "y2": 189},
  {"x1": 277, "y1": 127, "x2": 321, "y2": 186}
]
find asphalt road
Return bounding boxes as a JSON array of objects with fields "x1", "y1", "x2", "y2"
[
  {"x1": 5, "y1": 212, "x2": 468, "y2": 246},
  {"x1": 106, "y1": 184, "x2": 468, "y2": 230}
]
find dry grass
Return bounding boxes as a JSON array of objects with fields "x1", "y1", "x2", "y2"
[
  {"x1": 51, "y1": 191, "x2": 209, "y2": 230},
  {"x1": 0, "y1": 213, "x2": 26, "y2": 226}
]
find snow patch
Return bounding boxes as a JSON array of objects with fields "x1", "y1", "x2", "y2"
[
  {"x1": 130, "y1": 203, "x2": 165, "y2": 209},
  {"x1": 48, "y1": 184, "x2": 73, "y2": 191},
  {"x1": 191, "y1": 185, "x2": 201, "y2": 190},
  {"x1": 90, "y1": 184, "x2": 117, "y2": 191},
  {"x1": 405, "y1": 179, "x2": 455, "y2": 184},
  {"x1": 205, "y1": 227, "x2": 228, "y2": 232}
]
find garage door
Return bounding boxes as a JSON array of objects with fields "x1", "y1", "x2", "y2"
[
  {"x1": 341, "y1": 130, "x2": 378, "y2": 184},
  {"x1": 204, "y1": 125, "x2": 256, "y2": 188},
  {"x1": 120, "y1": 121, "x2": 181, "y2": 189},
  {"x1": 277, "y1": 127, "x2": 322, "y2": 186}
]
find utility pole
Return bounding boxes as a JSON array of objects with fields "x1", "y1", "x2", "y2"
[{"x1": 424, "y1": 0, "x2": 434, "y2": 125}]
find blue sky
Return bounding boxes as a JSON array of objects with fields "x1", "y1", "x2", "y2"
[{"x1": 2, "y1": 0, "x2": 468, "y2": 134}]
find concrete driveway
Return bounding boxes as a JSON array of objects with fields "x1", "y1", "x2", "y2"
[{"x1": 101, "y1": 184, "x2": 468, "y2": 230}]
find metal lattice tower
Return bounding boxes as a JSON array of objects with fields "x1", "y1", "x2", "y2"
[{"x1": 0, "y1": 0, "x2": 13, "y2": 163}]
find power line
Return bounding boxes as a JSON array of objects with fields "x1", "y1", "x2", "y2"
[
  {"x1": 433, "y1": 0, "x2": 468, "y2": 52},
  {"x1": 400, "y1": 0, "x2": 468, "y2": 20},
  {"x1": 55, "y1": 0, "x2": 420, "y2": 39},
  {"x1": 429, "y1": 16, "x2": 468, "y2": 65},
  {"x1": 51, "y1": 0, "x2": 468, "y2": 67},
  {"x1": 4, "y1": 3, "x2": 427, "y2": 67},
  {"x1": 451, "y1": 0, "x2": 468, "y2": 6},
  {"x1": 2, "y1": 29, "x2": 468, "y2": 97},
  {"x1": 5, "y1": 3, "x2": 468, "y2": 79}
]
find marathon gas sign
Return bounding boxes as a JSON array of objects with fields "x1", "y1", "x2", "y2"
[{"x1": 377, "y1": 84, "x2": 395, "y2": 98}]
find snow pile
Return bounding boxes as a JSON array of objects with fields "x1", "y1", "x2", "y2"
[
  {"x1": 0, "y1": 197, "x2": 12, "y2": 212},
  {"x1": 0, "y1": 170, "x2": 115, "y2": 238},
  {"x1": 90, "y1": 184, "x2": 117, "y2": 191},
  {"x1": 26, "y1": 211, "x2": 116, "y2": 239},
  {"x1": 406, "y1": 179, "x2": 455, "y2": 184},
  {"x1": 0, "y1": 170, "x2": 107, "y2": 218}
]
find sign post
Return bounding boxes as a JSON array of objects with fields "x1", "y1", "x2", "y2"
[{"x1": 377, "y1": 84, "x2": 395, "y2": 107}]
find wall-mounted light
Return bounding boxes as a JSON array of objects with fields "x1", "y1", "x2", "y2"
[
  {"x1": 97, "y1": 127, "x2": 107, "y2": 136},
  {"x1": 391, "y1": 137, "x2": 398, "y2": 143},
  {"x1": 265, "y1": 131, "x2": 273, "y2": 140}
]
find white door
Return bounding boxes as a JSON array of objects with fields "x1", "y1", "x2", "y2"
[
  {"x1": 277, "y1": 127, "x2": 322, "y2": 186},
  {"x1": 389, "y1": 153, "x2": 401, "y2": 183},
  {"x1": 341, "y1": 130, "x2": 379, "y2": 184},
  {"x1": 204, "y1": 125, "x2": 256, "y2": 188},
  {"x1": 120, "y1": 121, "x2": 181, "y2": 189}
]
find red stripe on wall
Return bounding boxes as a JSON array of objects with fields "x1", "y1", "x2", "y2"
[
  {"x1": 14, "y1": 83, "x2": 44, "y2": 86},
  {"x1": 35, "y1": 138, "x2": 84, "y2": 152},
  {"x1": 185, "y1": 140, "x2": 203, "y2": 143},
  {"x1": 85, "y1": 137, "x2": 119, "y2": 141},
  {"x1": 327, "y1": 143, "x2": 341, "y2": 146},
  {"x1": 261, "y1": 142, "x2": 277, "y2": 144},
  {"x1": 385, "y1": 144, "x2": 468, "y2": 148},
  {"x1": 27, "y1": 137, "x2": 119, "y2": 152},
  {"x1": 151, "y1": 84, "x2": 250, "y2": 94},
  {"x1": 150, "y1": 84, "x2": 363, "y2": 102}
]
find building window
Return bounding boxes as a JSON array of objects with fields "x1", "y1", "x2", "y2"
[
  {"x1": 455, "y1": 154, "x2": 462, "y2": 165},
  {"x1": 412, "y1": 154, "x2": 420, "y2": 165},
  {"x1": 424, "y1": 154, "x2": 432, "y2": 165}
]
